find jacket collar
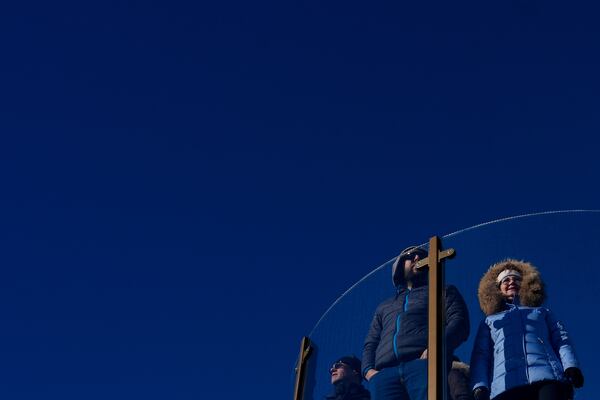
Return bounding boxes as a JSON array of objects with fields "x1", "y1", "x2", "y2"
[{"x1": 326, "y1": 382, "x2": 368, "y2": 399}]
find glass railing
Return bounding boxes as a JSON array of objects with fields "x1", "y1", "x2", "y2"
[{"x1": 297, "y1": 210, "x2": 599, "y2": 400}]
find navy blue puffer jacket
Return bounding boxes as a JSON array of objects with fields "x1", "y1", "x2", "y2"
[{"x1": 362, "y1": 282, "x2": 470, "y2": 377}]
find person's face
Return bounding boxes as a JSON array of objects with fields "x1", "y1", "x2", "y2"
[
  {"x1": 403, "y1": 253, "x2": 423, "y2": 282},
  {"x1": 330, "y1": 362, "x2": 356, "y2": 385},
  {"x1": 499, "y1": 275, "x2": 522, "y2": 300}
]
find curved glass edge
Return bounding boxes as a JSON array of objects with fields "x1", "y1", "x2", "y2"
[{"x1": 296, "y1": 211, "x2": 599, "y2": 400}]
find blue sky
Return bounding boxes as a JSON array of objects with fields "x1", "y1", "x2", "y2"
[{"x1": 1, "y1": 1, "x2": 600, "y2": 399}]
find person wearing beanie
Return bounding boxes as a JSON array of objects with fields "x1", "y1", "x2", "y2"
[
  {"x1": 326, "y1": 355, "x2": 371, "y2": 400},
  {"x1": 470, "y1": 259, "x2": 584, "y2": 400},
  {"x1": 362, "y1": 245, "x2": 470, "y2": 400}
]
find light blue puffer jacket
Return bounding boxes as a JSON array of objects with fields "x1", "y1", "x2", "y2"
[
  {"x1": 470, "y1": 303, "x2": 578, "y2": 398},
  {"x1": 470, "y1": 259, "x2": 580, "y2": 399}
]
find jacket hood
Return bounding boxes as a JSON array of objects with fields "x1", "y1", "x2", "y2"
[
  {"x1": 477, "y1": 259, "x2": 546, "y2": 316},
  {"x1": 392, "y1": 246, "x2": 428, "y2": 288}
]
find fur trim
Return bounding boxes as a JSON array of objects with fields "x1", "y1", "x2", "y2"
[
  {"x1": 451, "y1": 361, "x2": 470, "y2": 376},
  {"x1": 477, "y1": 259, "x2": 546, "y2": 316}
]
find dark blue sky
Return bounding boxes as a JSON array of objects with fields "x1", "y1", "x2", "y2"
[{"x1": 1, "y1": 1, "x2": 600, "y2": 399}]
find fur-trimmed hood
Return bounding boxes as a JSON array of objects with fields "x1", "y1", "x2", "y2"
[{"x1": 477, "y1": 259, "x2": 546, "y2": 316}]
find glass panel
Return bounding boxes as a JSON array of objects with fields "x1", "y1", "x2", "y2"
[
  {"x1": 444, "y1": 211, "x2": 599, "y2": 400},
  {"x1": 300, "y1": 210, "x2": 599, "y2": 400},
  {"x1": 302, "y1": 257, "x2": 400, "y2": 400}
]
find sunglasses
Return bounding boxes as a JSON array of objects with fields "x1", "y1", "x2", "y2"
[
  {"x1": 410, "y1": 253, "x2": 423, "y2": 260},
  {"x1": 329, "y1": 362, "x2": 349, "y2": 374},
  {"x1": 500, "y1": 276, "x2": 522, "y2": 286},
  {"x1": 402, "y1": 252, "x2": 422, "y2": 262}
]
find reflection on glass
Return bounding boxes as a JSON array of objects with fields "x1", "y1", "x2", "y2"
[{"x1": 300, "y1": 211, "x2": 598, "y2": 400}]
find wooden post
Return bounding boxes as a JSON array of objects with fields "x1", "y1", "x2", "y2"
[
  {"x1": 414, "y1": 237, "x2": 454, "y2": 400},
  {"x1": 427, "y1": 236, "x2": 445, "y2": 400},
  {"x1": 293, "y1": 336, "x2": 312, "y2": 400}
]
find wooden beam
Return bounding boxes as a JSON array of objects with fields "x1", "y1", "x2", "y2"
[
  {"x1": 427, "y1": 236, "x2": 446, "y2": 400},
  {"x1": 293, "y1": 336, "x2": 312, "y2": 400}
]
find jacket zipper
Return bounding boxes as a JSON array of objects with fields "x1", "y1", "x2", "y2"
[
  {"x1": 393, "y1": 290, "x2": 410, "y2": 359},
  {"x1": 517, "y1": 304, "x2": 530, "y2": 383}
]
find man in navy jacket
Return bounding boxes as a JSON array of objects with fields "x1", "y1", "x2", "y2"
[{"x1": 362, "y1": 246, "x2": 470, "y2": 400}]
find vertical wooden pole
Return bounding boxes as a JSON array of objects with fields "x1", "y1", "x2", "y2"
[
  {"x1": 427, "y1": 236, "x2": 446, "y2": 400},
  {"x1": 294, "y1": 336, "x2": 312, "y2": 400}
]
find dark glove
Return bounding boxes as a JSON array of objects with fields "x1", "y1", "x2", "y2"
[
  {"x1": 473, "y1": 387, "x2": 490, "y2": 400},
  {"x1": 565, "y1": 367, "x2": 584, "y2": 388}
]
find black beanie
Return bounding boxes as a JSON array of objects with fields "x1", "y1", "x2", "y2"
[{"x1": 333, "y1": 355, "x2": 362, "y2": 374}]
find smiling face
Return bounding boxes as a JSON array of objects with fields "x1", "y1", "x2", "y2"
[{"x1": 499, "y1": 274, "x2": 522, "y2": 301}]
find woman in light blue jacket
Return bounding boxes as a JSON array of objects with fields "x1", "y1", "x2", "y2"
[{"x1": 470, "y1": 259, "x2": 584, "y2": 400}]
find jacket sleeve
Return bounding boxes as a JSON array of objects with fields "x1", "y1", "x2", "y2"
[
  {"x1": 546, "y1": 308, "x2": 579, "y2": 370},
  {"x1": 362, "y1": 307, "x2": 382, "y2": 377},
  {"x1": 470, "y1": 320, "x2": 492, "y2": 391},
  {"x1": 445, "y1": 285, "x2": 470, "y2": 353}
]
